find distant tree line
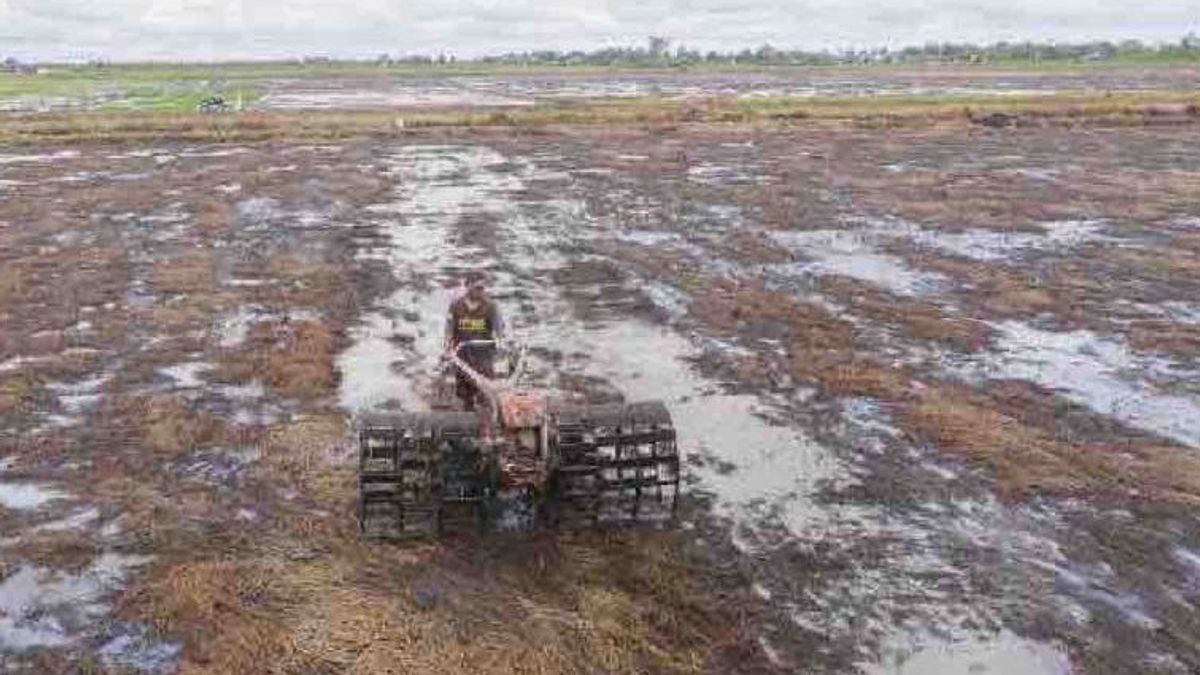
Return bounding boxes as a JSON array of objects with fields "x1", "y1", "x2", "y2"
[
  {"x1": 7, "y1": 33, "x2": 1200, "y2": 70},
  {"x1": 379, "y1": 34, "x2": 1200, "y2": 67}
]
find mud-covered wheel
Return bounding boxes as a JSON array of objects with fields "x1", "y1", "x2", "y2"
[
  {"x1": 358, "y1": 412, "x2": 484, "y2": 539},
  {"x1": 553, "y1": 401, "x2": 679, "y2": 529}
]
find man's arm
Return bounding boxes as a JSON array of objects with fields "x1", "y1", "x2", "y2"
[
  {"x1": 443, "y1": 311, "x2": 455, "y2": 351},
  {"x1": 490, "y1": 303, "x2": 504, "y2": 341}
]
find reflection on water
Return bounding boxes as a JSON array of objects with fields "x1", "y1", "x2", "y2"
[{"x1": 867, "y1": 629, "x2": 1071, "y2": 675}]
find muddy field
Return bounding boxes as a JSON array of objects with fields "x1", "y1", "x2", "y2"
[
  {"x1": 252, "y1": 67, "x2": 1200, "y2": 111},
  {"x1": 248, "y1": 66, "x2": 1200, "y2": 109},
  {"x1": 7, "y1": 65, "x2": 1200, "y2": 113},
  {"x1": 2, "y1": 119, "x2": 1200, "y2": 674}
]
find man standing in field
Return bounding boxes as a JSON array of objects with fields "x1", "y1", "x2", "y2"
[{"x1": 444, "y1": 271, "x2": 503, "y2": 410}]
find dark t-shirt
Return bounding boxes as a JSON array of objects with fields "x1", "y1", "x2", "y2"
[{"x1": 448, "y1": 297, "x2": 501, "y2": 346}]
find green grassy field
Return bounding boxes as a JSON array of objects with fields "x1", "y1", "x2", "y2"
[
  {"x1": 0, "y1": 67, "x2": 266, "y2": 113},
  {"x1": 95, "y1": 86, "x2": 264, "y2": 114}
]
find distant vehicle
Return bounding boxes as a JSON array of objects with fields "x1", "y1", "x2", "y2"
[{"x1": 196, "y1": 96, "x2": 231, "y2": 113}]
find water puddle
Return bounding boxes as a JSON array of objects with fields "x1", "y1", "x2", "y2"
[
  {"x1": 0, "y1": 150, "x2": 80, "y2": 165},
  {"x1": 0, "y1": 553, "x2": 153, "y2": 650},
  {"x1": 178, "y1": 446, "x2": 261, "y2": 485},
  {"x1": 1012, "y1": 167, "x2": 1061, "y2": 183},
  {"x1": 0, "y1": 355, "x2": 55, "y2": 374},
  {"x1": 1158, "y1": 301, "x2": 1200, "y2": 326},
  {"x1": 1042, "y1": 560, "x2": 1161, "y2": 629},
  {"x1": 179, "y1": 147, "x2": 252, "y2": 159},
  {"x1": 968, "y1": 321, "x2": 1200, "y2": 447},
  {"x1": 35, "y1": 507, "x2": 101, "y2": 532},
  {"x1": 768, "y1": 228, "x2": 947, "y2": 296},
  {"x1": 551, "y1": 321, "x2": 843, "y2": 535},
  {"x1": 338, "y1": 313, "x2": 423, "y2": 412},
  {"x1": 217, "y1": 381, "x2": 266, "y2": 402},
  {"x1": 212, "y1": 307, "x2": 322, "y2": 348},
  {"x1": 865, "y1": 629, "x2": 1070, "y2": 675},
  {"x1": 1175, "y1": 547, "x2": 1200, "y2": 579},
  {"x1": 641, "y1": 281, "x2": 691, "y2": 322},
  {"x1": 764, "y1": 395, "x2": 1106, "y2": 671},
  {"x1": 229, "y1": 197, "x2": 331, "y2": 232},
  {"x1": 107, "y1": 148, "x2": 164, "y2": 160},
  {"x1": 160, "y1": 361, "x2": 210, "y2": 389},
  {"x1": 686, "y1": 162, "x2": 768, "y2": 187},
  {"x1": 616, "y1": 230, "x2": 680, "y2": 246},
  {"x1": 0, "y1": 483, "x2": 66, "y2": 510},
  {"x1": 46, "y1": 373, "x2": 111, "y2": 415},
  {"x1": 910, "y1": 219, "x2": 1111, "y2": 262},
  {"x1": 234, "y1": 196, "x2": 284, "y2": 228},
  {"x1": 572, "y1": 167, "x2": 615, "y2": 177},
  {"x1": 768, "y1": 216, "x2": 1116, "y2": 294},
  {"x1": 223, "y1": 278, "x2": 271, "y2": 288},
  {"x1": 213, "y1": 307, "x2": 265, "y2": 348},
  {"x1": 58, "y1": 170, "x2": 153, "y2": 184},
  {"x1": 98, "y1": 625, "x2": 182, "y2": 674},
  {"x1": 258, "y1": 88, "x2": 534, "y2": 110}
]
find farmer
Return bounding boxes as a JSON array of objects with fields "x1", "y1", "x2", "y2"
[{"x1": 443, "y1": 271, "x2": 503, "y2": 410}]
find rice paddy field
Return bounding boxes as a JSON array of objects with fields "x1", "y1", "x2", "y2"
[{"x1": 2, "y1": 63, "x2": 1200, "y2": 674}]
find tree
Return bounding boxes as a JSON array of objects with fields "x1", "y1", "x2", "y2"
[{"x1": 648, "y1": 36, "x2": 670, "y2": 58}]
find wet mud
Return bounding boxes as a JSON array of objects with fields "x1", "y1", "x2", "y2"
[
  {"x1": 9, "y1": 67, "x2": 1200, "y2": 114},
  {"x1": 250, "y1": 67, "x2": 1200, "y2": 111},
  {"x1": 1, "y1": 120, "x2": 1199, "y2": 673}
]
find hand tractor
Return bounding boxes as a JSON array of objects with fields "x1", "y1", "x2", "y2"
[{"x1": 358, "y1": 340, "x2": 680, "y2": 538}]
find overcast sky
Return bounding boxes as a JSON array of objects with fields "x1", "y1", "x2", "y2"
[{"x1": 1, "y1": 0, "x2": 1197, "y2": 62}]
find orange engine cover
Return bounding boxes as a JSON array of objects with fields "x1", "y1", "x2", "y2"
[{"x1": 498, "y1": 391, "x2": 549, "y2": 430}]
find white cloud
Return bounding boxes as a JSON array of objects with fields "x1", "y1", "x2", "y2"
[{"x1": 1, "y1": 0, "x2": 1197, "y2": 61}]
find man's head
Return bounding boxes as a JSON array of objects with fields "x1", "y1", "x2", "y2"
[{"x1": 464, "y1": 271, "x2": 488, "y2": 301}]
